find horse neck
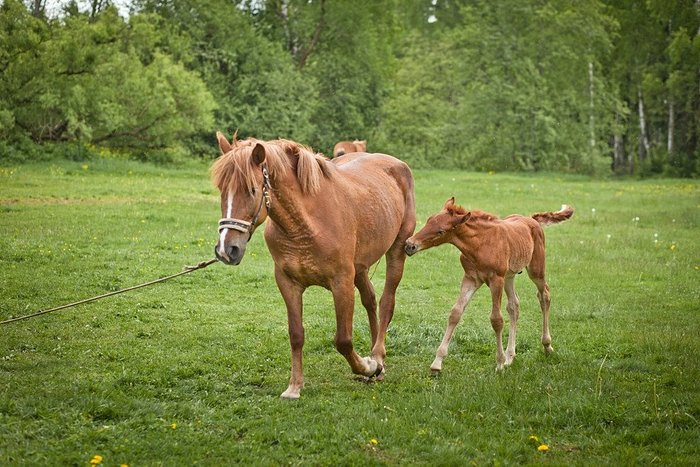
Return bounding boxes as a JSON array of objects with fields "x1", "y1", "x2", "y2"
[
  {"x1": 267, "y1": 176, "x2": 317, "y2": 238},
  {"x1": 450, "y1": 223, "x2": 486, "y2": 254}
]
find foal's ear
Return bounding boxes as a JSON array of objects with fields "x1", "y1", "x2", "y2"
[
  {"x1": 251, "y1": 143, "x2": 266, "y2": 166},
  {"x1": 217, "y1": 132, "x2": 232, "y2": 155},
  {"x1": 458, "y1": 213, "x2": 471, "y2": 224},
  {"x1": 444, "y1": 197, "x2": 455, "y2": 208}
]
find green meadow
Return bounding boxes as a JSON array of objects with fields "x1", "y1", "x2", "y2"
[{"x1": 1, "y1": 158, "x2": 698, "y2": 465}]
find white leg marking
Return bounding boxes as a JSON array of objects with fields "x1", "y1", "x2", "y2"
[{"x1": 218, "y1": 192, "x2": 233, "y2": 258}]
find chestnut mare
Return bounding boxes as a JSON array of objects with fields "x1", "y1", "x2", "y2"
[
  {"x1": 404, "y1": 198, "x2": 573, "y2": 373},
  {"x1": 333, "y1": 139, "x2": 366, "y2": 158},
  {"x1": 211, "y1": 133, "x2": 416, "y2": 399}
]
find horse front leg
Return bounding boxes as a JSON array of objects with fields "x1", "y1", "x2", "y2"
[
  {"x1": 488, "y1": 276, "x2": 506, "y2": 371},
  {"x1": 431, "y1": 275, "x2": 480, "y2": 374},
  {"x1": 332, "y1": 275, "x2": 381, "y2": 378},
  {"x1": 275, "y1": 268, "x2": 306, "y2": 400}
]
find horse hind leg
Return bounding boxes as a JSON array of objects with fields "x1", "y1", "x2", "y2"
[
  {"x1": 504, "y1": 275, "x2": 520, "y2": 366},
  {"x1": 332, "y1": 275, "x2": 381, "y2": 378},
  {"x1": 527, "y1": 263, "x2": 553, "y2": 355},
  {"x1": 355, "y1": 269, "x2": 378, "y2": 347},
  {"x1": 372, "y1": 241, "x2": 408, "y2": 377}
]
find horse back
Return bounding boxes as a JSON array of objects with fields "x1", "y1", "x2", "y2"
[{"x1": 330, "y1": 152, "x2": 415, "y2": 261}]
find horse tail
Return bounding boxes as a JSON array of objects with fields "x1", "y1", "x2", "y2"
[{"x1": 532, "y1": 205, "x2": 574, "y2": 226}]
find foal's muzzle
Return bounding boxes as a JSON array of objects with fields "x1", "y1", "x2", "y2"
[{"x1": 404, "y1": 240, "x2": 420, "y2": 256}]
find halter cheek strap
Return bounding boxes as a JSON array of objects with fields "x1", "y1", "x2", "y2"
[{"x1": 218, "y1": 165, "x2": 271, "y2": 239}]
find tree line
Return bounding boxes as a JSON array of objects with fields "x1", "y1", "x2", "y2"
[{"x1": 1, "y1": 0, "x2": 698, "y2": 177}]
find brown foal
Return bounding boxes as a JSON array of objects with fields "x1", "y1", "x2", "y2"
[{"x1": 404, "y1": 198, "x2": 573, "y2": 372}]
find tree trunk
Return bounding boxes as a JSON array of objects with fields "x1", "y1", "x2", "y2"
[
  {"x1": 667, "y1": 99, "x2": 674, "y2": 161},
  {"x1": 613, "y1": 112, "x2": 625, "y2": 172},
  {"x1": 637, "y1": 87, "x2": 650, "y2": 163},
  {"x1": 589, "y1": 62, "x2": 595, "y2": 149},
  {"x1": 297, "y1": 0, "x2": 326, "y2": 69},
  {"x1": 31, "y1": 0, "x2": 46, "y2": 18}
]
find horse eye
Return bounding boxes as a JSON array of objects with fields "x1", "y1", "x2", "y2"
[{"x1": 437, "y1": 229, "x2": 445, "y2": 236}]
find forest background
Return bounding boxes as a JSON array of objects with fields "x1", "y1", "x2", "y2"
[{"x1": 1, "y1": 0, "x2": 699, "y2": 177}]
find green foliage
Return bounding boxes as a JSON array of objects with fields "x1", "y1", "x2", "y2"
[
  {"x1": 0, "y1": 0, "x2": 215, "y2": 153},
  {"x1": 377, "y1": 0, "x2": 618, "y2": 174},
  {"x1": 1, "y1": 0, "x2": 698, "y2": 175},
  {"x1": 1, "y1": 161, "x2": 699, "y2": 463}
]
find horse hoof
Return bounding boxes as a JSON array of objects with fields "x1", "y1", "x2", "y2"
[
  {"x1": 363, "y1": 357, "x2": 382, "y2": 377},
  {"x1": 544, "y1": 345, "x2": 554, "y2": 355},
  {"x1": 280, "y1": 387, "x2": 301, "y2": 400},
  {"x1": 375, "y1": 368, "x2": 385, "y2": 381},
  {"x1": 430, "y1": 368, "x2": 441, "y2": 377}
]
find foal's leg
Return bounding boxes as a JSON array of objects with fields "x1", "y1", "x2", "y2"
[
  {"x1": 372, "y1": 243, "x2": 407, "y2": 375},
  {"x1": 332, "y1": 274, "x2": 381, "y2": 377},
  {"x1": 431, "y1": 275, "x2": 480, "y2": 373},
  {"x1": 527, "y1": 245, "x2": 553, "y2": 354},
  {"x1": 354, "y1": 269, "x2": 378, "y2": 347},
  {"x1": 488, "y1": 275, "x2": 507, "y2": 370},
  {"x1": 275, "y1": 267, "x2": 306, "y2": 400},
  {"x1": 504, "y1": 275, "x2": 520, "y2": 366}
]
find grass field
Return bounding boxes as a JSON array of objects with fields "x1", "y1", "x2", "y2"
[{"x1": 1, "y1": 158, "x2": 698, "y2": 465}]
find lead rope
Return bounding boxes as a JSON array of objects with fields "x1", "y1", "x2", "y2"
[{"x1": 0, "y1": 258, "x2": 218, "y2": 325}]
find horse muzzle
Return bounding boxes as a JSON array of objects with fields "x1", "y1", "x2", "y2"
[
  {"x1": 214, "y1": 241, "x2": 247, "y2": 266},
  {"x1": 404, "y1": 240, "x2": 421, "y2": 256}
]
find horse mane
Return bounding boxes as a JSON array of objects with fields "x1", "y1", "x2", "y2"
[
  {"x1": 211, "y1": 138, "x2": 332, "y2": 195},
  {"x1": 447, "y1": 204, "x2": 498, "y2": 222}
]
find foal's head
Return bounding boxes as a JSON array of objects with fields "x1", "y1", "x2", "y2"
[
  {"x1": 211, "y1": 132, "x2": 273, "y2": 265},
  {"x1": 404, "y1": 197, "x2": 471, "y2": 256}
]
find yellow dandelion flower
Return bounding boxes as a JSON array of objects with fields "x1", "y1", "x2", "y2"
[
  {"x1": 90, "y1": 455, "x2": 103, "y2": 465},
  {"x1": 370, "y1": 438, "x2": 378, "y2": 446},
  {"x1": 538, "y1": 444, "x2": 549, "y2": 452},
  {"x1": 171, "y1": 422, "x2": 177, "y2": 429},
  {"x1": 528, "y1": 435, "x2": 540, "y2": 443}
]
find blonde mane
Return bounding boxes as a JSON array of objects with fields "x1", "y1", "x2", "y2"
[{"x1": 211, "y1": 138, "x2": 332, "y2": 195}]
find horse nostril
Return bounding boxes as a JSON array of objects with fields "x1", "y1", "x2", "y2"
[
  {"x1": 226, "y1": 245, "x2": 240, "y2": 259},
  {"x1": 404, "y1": 242, "x2": 417, "y2": 255}
]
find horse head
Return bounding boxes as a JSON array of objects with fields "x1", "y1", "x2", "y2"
[
  {"x1": 212, "y1": 132, "x2": 270, "y2": 266},
  {"x1": 404, "y1": 197, "x2": 471, "y2": 256}
]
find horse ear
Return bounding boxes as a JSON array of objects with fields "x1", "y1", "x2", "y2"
[
  {"x1": 459, "y1": 212, "x2": 471, "y2": 224},
  {"x1": 251, "y1": 143, "x2": 266, "y2": 166},
  {"x1": 217, "y1": 132, "x2": 232, "y2": 155},
  {"x1": 444, "y1": 197, "x2": 455, "y2": 208}
]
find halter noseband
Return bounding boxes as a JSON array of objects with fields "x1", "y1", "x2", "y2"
[{"x1": 218, "y1": 165, "x2": 271, "y2": 239}]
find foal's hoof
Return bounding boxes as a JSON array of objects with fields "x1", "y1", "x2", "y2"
[{"x1": 544, "y1": 344, "x2": 554, "y2": 355}]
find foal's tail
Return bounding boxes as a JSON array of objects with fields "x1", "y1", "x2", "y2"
[{"x1": 532, "y1": 205, "x2": 574, "y2": 226}]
